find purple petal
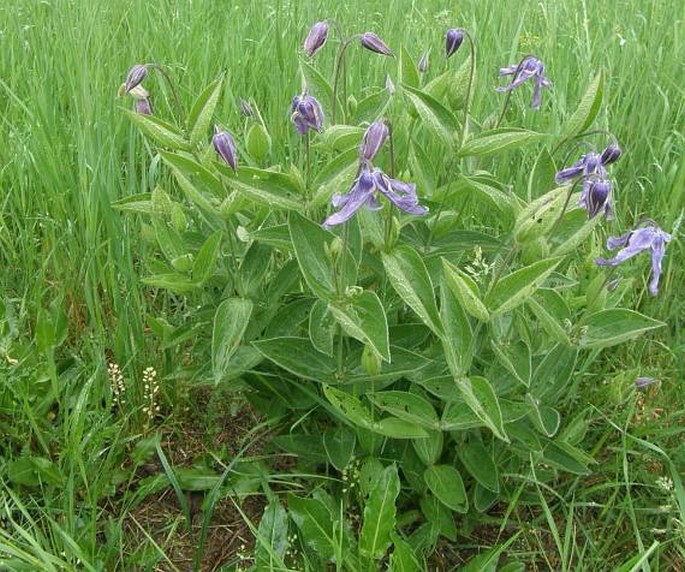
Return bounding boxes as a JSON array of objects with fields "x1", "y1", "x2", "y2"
[
  {"x1": 360, "y1": 121, "x2": 389, "y2": 161},
  {"x1": 322, "y1": 171, "x2": 375, "y2": 228},
  {"x1": 555, "y1": 159, "x2": 585, "y2": 183},
  {"x1": 125, "y1": 65, "x2": 148, "y2": 93},
  {"x1": 360, "y1": 32, "x2": 393, "y2": 56},
  {"x1": 607, "y1": 231, "x2": 633, "y2": 250},
  {"x1": 303, "y1": 21, "x2": 329, "y2": 57}
]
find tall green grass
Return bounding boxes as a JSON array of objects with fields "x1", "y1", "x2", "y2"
[{"x1": 0, "y1": 0, "x2": 683, "y2": 568}]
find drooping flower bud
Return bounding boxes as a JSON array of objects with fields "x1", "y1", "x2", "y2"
[
  {"x1": 303, "y1": 20, "x2": 329, "y2": 58},
  {"x1": 124, "y1": 65, "x2": 148, "y2": 93},
  {"x1": 445, "y1": 28, "x2": 465, "y2": 58},
  {"x1": 418, "y1": 50, "x2": 429, "y2": 73},
  {"x1": 360, "y1": 121, "x2": 389, "y2": 161},
  {"x1": 581, "y1": 178, "x2": 612, "y2": 219},
  {"x1": 239, "y1": 99, "x2": 254, "y2": 117},
  {"x1": 291, "y1": 93, "x2": 325, "y2": 135},
  {"x1": 212, "y1": 126, "x2": 238, "y2": 171},
  {"x1": 360, "y1": 32, "x2": 394, "y2": 56},
  {"x1": 135, "y1": 97, "x2": 153, "y2": 116},
  {"x1": 385, "y1": 74, "x2": 396, "y2": 95},
  {"x1": 600, "y1": 144, "x2": 622, "y2": 166}
]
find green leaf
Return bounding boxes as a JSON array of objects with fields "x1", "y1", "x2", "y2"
[
  {"x1": 442, "y1": 176, "x2": 517, "y2": 216},
  {"x1": 458, "y1": 128, "x2": 544, "y2": 157},
  {"x1": 382, "y1": 245, "x2": 443, "y2": 336},
  {"x1": 374, "y1": 417, "x2": 429, "y2": 439},
  {"x1": 424, "y1": 465, "x2": 468, "y2": 513},
  {"x1": 399, "y1": 46, "x2": 420, "y2": 89},
  {"x1": 530, "y1": 343, "x2": 578, "y2": 401},
  {"x1": 514, "y1": 186, "x2": 568, "y2": 243},
  {"x1": 389, "y1": 532, "x2": 420, "y2": 571},
  {"x1": 350, "y1": 90, "x2": 391, "y2": 124},
  {"x1": 191, "y1": 231, "x2": 221, "y2": 284},
  {"x1": 542, "y1": 441, "x2": 592, "y2": 475},
  {"x1": 527, "y1": 297, "x2": 570, "y2": 345},
  {"x1": 249, "y1": 224, "x2": 292, "y2": 251},
  {"x1": 320, "y1": 125, "x2": 364, "y2": 153},
  {"x1": 142, "y1": 273, "x2": 196, "y2": 293},
  {"x1": 360, "y1": 464, "x2": 401, "y2": 559},
  {"x1": 579, "y1": 309, "x2": 665, "y2": 348},
  {"x1": 459, "y1": 438, "x2": 499, "y2": 493},
  {"x1": 111, "y1": 193, "x2": 152, "y2": 215},
  {"x1": 490, "y1": 340, "x2": 531, "y2": 387},
  {"x1": 412, "y1": 430, "x2": 443, "y2": 466},
  {"x1": 288, "y1": 495, "x2": 336, "y2": 561},
  {"x1": 552, "y1": 211, "x2": 602, "y2": 256},
  {"x1": 288, "y1": 211, "x2": 335, "y2": 301},
  {"x1": 331, "y1": 291, "x2": 390, "y2": 362},
  {"x1": 212, "y1": 298, "x2": 253, "y2": 383},
  {"x1": 323, "y1": 384, "x2": 374, "y2": 429},
  {"x1": 187, "y1": 75, "x2": 224, "y2": 148},
  {"x1": 7, "y1": 456, "x2": 64, "y2": 487},
  {"x1": 485, "y1": 257, "x2": 562, "y2": 316},
  {"x1": 561, "y1": 71, "x2": 604, "y2": 140},
  {"x1": 125, "y1": 110, "x2": 190, "y2": 150},
  {"x1": 370, "y1": 391, "x2": 439, "y2": 429},
  {"x1": 253, "y1": 337, "x2": 337, "y2": 382},
  {"x1": 442, "y1": 258, "x2": 489, "y2": 322},
  {"x1": 230, "y1": 167, "x2": 302, "y2": 211},
  {"x1": 439, "y1": 280, "x2": 473, "y2": 376},
  {"x1": 323, "y1": 425, "x2": 356, "y2": 471},
  {"x1": 308, "y1": 299, "x2": 336, "y2": 356},
  {"x1": 527, "y1": 396, "x2": 561, "y2": 437},
  {"x1": 402, "y1": 84, "x2": 459, "y2": 149},
  {"x1": 255, "y1": 500, "x2": 289, "y2": 569}
]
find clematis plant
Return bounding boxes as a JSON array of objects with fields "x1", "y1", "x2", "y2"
[
  {"x1": 303, "y1": 20, "x2": 329, "y2": 57},
  {"x1": 291, "y1": 93, "x2": 325, "y2": 135},
  {"x1": 596, "y1": 222, "x2": 672, "y2": 295}
]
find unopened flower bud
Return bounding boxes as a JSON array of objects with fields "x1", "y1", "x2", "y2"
[
  {"x1": 124, "y1": 65, "x2": 148, "y2": 93},
  {"x1": 385, "y1": 74, "x2": 396, "y2": 95},
  {"x1": 212, "y1": 126, "x2": 238, "y2": 171},
  {"x1": 239, "y1": 99, "x2": 254, "y2": 117},
  {"x1": 360, "y1": 32, "x2": 393, "y2": 57},
  {"x1": 291, "y1": 93, "x2": 325, "y2": 135},
  {"x1": 360, "y1": 121, "x2": 389, "y2": 161},
  {"x1": 445, "y1": 28, "x2": 465, "y2": 59},
  {"x1": 600, "y1": 144, "x2": 621, "y2": 166},
  {"x1": 303, "y1": 20, "x2": 329, "y2": 58},
  {"x1": 418, "y1": 50, "x2": 429, "y2": 73}
]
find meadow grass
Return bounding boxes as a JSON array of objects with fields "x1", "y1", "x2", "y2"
[{"x1": 0, "y1": 0, "x2": 683, "y2": 569}]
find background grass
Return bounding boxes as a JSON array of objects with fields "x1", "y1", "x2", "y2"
[{"x1": 1, "y1": 0, "x2": 683, "y2": 569}]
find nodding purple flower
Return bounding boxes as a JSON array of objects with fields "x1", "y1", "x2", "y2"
[
  {"x1": 600, "y1": 143, "x2": 622, "y2": 166},
  {"x1": 212, "y1": 126, "x2": 238, "y2": 171},
  {"x1": 360, "y1": 121, "x2": 389, "y2": 162},
  {"x1": 445, "y1": 28, "x2": 465, "y2": 59},
  {"x1": 555, "y1": 148, "x2": 619, "y2": 184},
  {"x1": 418, "y1": 50, "x2": 429, "y2": 73},
  {"x1": 496, "y1": 56, "x2": 552, "y2": 109},
  {"x1": 124, "y1": 65, "x2": 148, "y2": 93},
  {"x1": 239, "y1": 99, "x2": 254, "y2": 117},
  {"x1": 291, "y1": 93, "x2": 325, "y2": 135},
  {"x1": 579, "y1": 177, "x2": 612, "y2": 219},
  {"x1": 635, "y1": 376, "x2": 659, "y2": 389},
  {"x1": 135, "y1": 97, "x2": 153, "y2": 116},
  {"x1": 360, "y1": 32, "x2": 394, "y2": 57},
  {"x1": 303, "y1": 20, "x2": 329, "y2": 57},
  {"x1": 596, "y1": 222, "x2": 672, "y2": 296},
  {"x1": 322, "y1": 165, "x2": 428, "y2": 229}
]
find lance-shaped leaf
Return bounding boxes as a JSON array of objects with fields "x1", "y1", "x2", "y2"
[
  {"x1": 360, "y1": 464, "x2": 400, "y2": 559},
  {"x1": 331, "y1": 291, "x2": 390, "y2": 362},
  {"x1": 485, "y1": 257, "x2": 562, "y2": 316},
  {"x1": 187, "y1": 75, "x2": 224, "y2": 148},
  {"x1": 228, "y1": 166, "x2": 302, "y2": 211},
  {"x1": 288, "y1": 211, "x2": 335, "y2": 301},
  {"x1": 191, "y1": 231, "x2": 221, "y2": 284},
  {"x1": 253, "y1": 337, "x2": 337, "y2": 382},
  {"x1": 288, "y1": 495, "x2": 337, "y2": 561},
  {"x1": 212, "y1": 298, "x2": 253, "y2": 383},
  {"x1": 458, "y1": 127, "x2": 544, "y2": 158},
  {"x1": 424, "y1": 465, "x2": 468, "y2": 513},
  {"x1": 382, "y1": 245, "x2": 443, "y2": 336},
  {"x1": 255, "y1": 500, "x2": 289, "y2": 569},
  {"x1": 402, "y1": 84, "x2": 460, "y2": 148},
  {"x1": 369, "y1": 391, "x2": 439, "y2": 430},
  {"x1": 578, "y1": 309, "x2": 665, "y2": 348},
  {"x1": 560, "y1": 71, "x2": 604, "y2": 140},
  {"x1": 125, "y1": 110, "x2": 190, "y2": 150},
  {"x1": 442, "y1": 258, "x2": 489, "y2": 322}
]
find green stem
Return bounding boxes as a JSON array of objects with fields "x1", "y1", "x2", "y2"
[
  {"x1": 458, "y1": 30, "x2": 477, "y2": 147},
  {"x1": 304, "y1": 130, "x2": 311, "y2": 213},
  {"x1": 332, "y1": 35, "x2": 360, "y2": 124},
  {"x1": 383, "y1": 122, "x2": 397, "y2": 251},
  {"x1": 149, "y1": 63, "x2": 186, "y2": 129}
]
